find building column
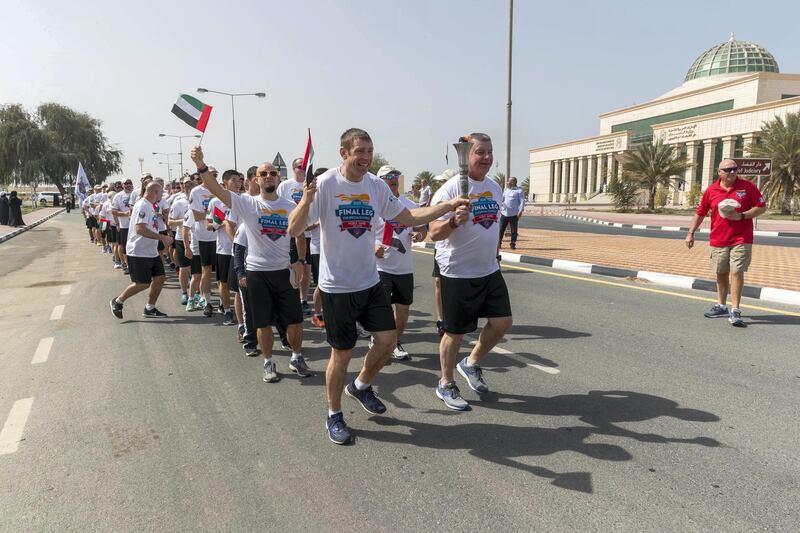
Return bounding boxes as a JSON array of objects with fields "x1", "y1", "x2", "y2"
[
  {"x1": 741, "y1": 133, "x2": 757, "y2": 156},
  {"x1": 548, "y1": 161, "x2": 555, "y2": 203},
  {"x1": 607, "y1": 153, "x2": 617, "y2": 185},
  {"x1": 701, "y1": 138, "x2": 718, "y2": 190},
  {"x1": 555, "y1": 160, "x2": 563, "y2": 202},
  {"x1": 563, "y1": 159, "x2": 571, "y2": 199},
  {"x1": 721, "y1": 135, "x2": 736, "y2": 159},
  {"x1": 577, "y1": 157, "x2": 586, "y2": 200},
  {"x1": 571, "y1": 158, "x2": 579, "y2": 200},
  {"x1": 590, "y1": 156, "x2": 598, "y2": 193}
]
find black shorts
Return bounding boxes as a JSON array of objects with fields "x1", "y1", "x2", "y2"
[
  {"x1": 105, "y1": 226, "x2": 118, "y2": 243},
  {"x1": 157, "y1": 230, "x2": 169, "y2": 252},
  {"x1": 216, "y1": 253, "x2": 232, "y2": 283},
  {"x1": 228, "y1": 255, "x2": 239, "y2": 292},
  {"x1": 440, "y1": 270, "x2": 512, "y2": 334},
  {"x1": 310, "y1": 253, "x2": 320, "y2": 286},
  {"x1": 190, "y1": 255, "x2": 201, "y2": 275},
  {"x1": 199, "y1": 240, "x2": 216, "y2": 267},
  {"x1": 87, "y1": 215, "x2": 98, "y2": 229},
  {"x1": 379, "y1": 271, "x2": 414, "y2": 306},
  {"x1": 320, "y1": 283, "x2": 396, "y2": 350},
  {"x1": 289, "y1": 236, "x2": 311, "y2": 263},
  {"x1": 127, "y1": 255, "x2": 165, "y2": 285},
  {"x1": 175, "y1": 240, "x2": 192, "y2": 268},
  {"x1": 118, "y1": 228, "x2": 129, "y2": 251},
  {"x1": 246, "y1": 270, "x2": 303, "y2": 329}
]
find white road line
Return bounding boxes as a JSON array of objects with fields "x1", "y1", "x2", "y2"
[
  {"x1": 49, "y1": 305, "x2": 64, "y2": 320},
  {"x1": 0, "y1": 398, "x2": 34, "y2": 455},
  {"x1": 31, "y1": 337, "x2": 54, "y2": 365},
  {"x1": 527, "y1": 363, "x2": 561, "y2": 374},
  {"x1": 60, "y1": 285, "x2": 72, "y2": 295}
]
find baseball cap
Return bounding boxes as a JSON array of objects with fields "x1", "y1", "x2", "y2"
[
  {"x1": 377, "y1": 165, "x2": 401, "y2": 179},
  {"x1": 208, "y1": 166, "x2": 218, "y2": 174}
]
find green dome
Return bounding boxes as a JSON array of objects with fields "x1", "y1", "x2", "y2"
[{"x1": 684, "y1": 34, "x2": 779, "y2": 82}]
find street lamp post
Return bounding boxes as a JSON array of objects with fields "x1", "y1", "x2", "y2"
[
  {"x1": 158, "y1": 133, "x2": 201, "y2": 177},
  {"x1": 152, "y1": 152, "x2": 181, "y2": 181},
  {"x1": 197, "y1": 87, "x2": 266, "y2": 170},
  {"x1": 138, "y1": 158, "x2": 144, "y2": 176}
]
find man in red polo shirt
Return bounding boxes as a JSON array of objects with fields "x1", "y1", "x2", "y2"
[{"x1": 686, "y1": 158, "x2": 767, "y2": 327}]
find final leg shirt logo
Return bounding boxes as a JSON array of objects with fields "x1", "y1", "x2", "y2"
[
  {"x1": 258, "y1": 207, "x2": 289, "y2": 241},
  {"x1": 335, "y1": 194, "x2": 375, "y2": 238},
  {"x1": 470, "y1": 192, "x2": 500, "y2": 229}
]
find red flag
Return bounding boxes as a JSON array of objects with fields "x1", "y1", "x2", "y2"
[
  {"x1": 301, "y1": 129, "x2": 314, "y2": 182},
  {"x1": 382, "y1": 221, "x2": 394, "y2": 246},
  {"x1": 212, "y1": 205, "x2": 226, "y2": 224}
]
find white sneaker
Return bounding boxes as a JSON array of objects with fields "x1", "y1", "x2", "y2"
[{"x1": 392, "y1": 343, "x2": 410, "y2": 361}]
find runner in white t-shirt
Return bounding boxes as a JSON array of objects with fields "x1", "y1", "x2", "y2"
[
  {"x1": 191, "y1": 148, "x2": 312, "y2": 383},
  {"x1": 181, "y1": 208, "x2": 203, "y2": 311},
  {"x1": 373, "y1": 166, "x2": 427, "y2": 362},
  {"x1": 277, "y1": 158, "x2": 314, "y2": 314},
  {"x1": 169, "y1": 177, "x2": 195, "y2": 306},
  {"x1": 429, "y1": 132, "x2": 513, "y2": 411},
  {"x1": 112, "y1": 179, "x2": 134, "y2": 272},
  {"x1": 188, "y1": 167, "x2": 219, "y2": 317},
  {"x1": 109, "y1": 181, "x2": 174, "y2": 320},
  {"x1": 207, "y1": 170, "x2": 241, "y2": 326},
  {"x1": 286, "y1": 128, "x2": 468, "y2": 445},
  {"x1": 230, "y1": 167, "x2": 261, "y2": 356}
]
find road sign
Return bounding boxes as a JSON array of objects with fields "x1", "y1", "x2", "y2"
[
  {"x1": 273, "y1": 152, "x2": 287, "y2": 178},
  {"x1": 732, "y1": 158, "x2": 772, "y2": 176}
]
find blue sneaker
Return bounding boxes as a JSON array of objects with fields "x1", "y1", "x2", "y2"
[
  {"x1": 457, "y1": 357, "x2": 489, "y2": 394},
  {"x1": 728, "y1": 308, "x2": 747, "y2": 328},
  {"x1": 326, "y1": 412, "x2": 354, "y2": 445},
  {"x1": 345, "y1": 381, "x2": 386, "y2": 414},
  {"x1": 704, "y1": 304, "x2": 728, "y2": 318},
  {"x1": 180, "y1": 293, "x2": 188, "y2": 305},
  {"x1": 436, "y1": 381, "x2": 470, "y2": 411}
]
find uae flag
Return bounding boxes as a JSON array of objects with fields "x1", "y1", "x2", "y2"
[
  {"x1": 301, "y1": 128, "x2": 314, "y2": 182},
  {"x1": 212, "y1": 205, "x2": 226, "y2": 225},
  {"x1": 171, "y1": 94, "x2": 213, "y2": 132}
]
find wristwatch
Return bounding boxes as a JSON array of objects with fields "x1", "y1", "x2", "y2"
[{"x1": 297, "y1": 259, "x2": 307, "y2": 264}]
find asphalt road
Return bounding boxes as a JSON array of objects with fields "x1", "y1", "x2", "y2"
[
  {"x1": 2, "y1": 213, "x2": 799, "y2": 532},
  {"x1": 519, "y1": 215, "x2": 800, "y2": 247}
]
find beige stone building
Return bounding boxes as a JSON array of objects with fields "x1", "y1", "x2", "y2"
[{"x1": 529, "y1": 36, "x2": 800, "y2": 205}]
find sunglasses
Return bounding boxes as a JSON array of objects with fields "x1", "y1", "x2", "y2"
[
  {"x1": 719, "y1": 167, "x2": 738, "y2": 174},
  {"x1": 257, "y1": 170, "x2": 280, "y2": 177}
]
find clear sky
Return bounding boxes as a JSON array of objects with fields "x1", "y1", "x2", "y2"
[{"x1": 2, "y1": 0, "x2": 798, "y2": 187}]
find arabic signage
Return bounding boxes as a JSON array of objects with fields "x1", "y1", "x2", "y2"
[
  {"x1": 732, "y1": 158, "x2": 772, "y2": 176},
  {"x1": 594, "y1": 137, "x2": 624, "y2": 152},
  {"x1": 662, "y1": 123, "x2": 698, "y2": 143}
]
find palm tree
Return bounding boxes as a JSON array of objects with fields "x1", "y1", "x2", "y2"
[
  {"x1": 493, "y1": 171, "x2": 506, "y2": 189},
  {"x1": 747, "y1": 112, "x2": 800, "y2": 215},
  {"x1": 620, "y1": 139, "x2": 690, "y2": 210}
]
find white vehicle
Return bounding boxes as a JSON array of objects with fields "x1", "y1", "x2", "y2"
[{"x1": 36, "y1": 192, "x2": 63, "y2": 206}]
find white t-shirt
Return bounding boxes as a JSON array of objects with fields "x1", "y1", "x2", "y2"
[
  {"x1": 431, "y1": 175, "x2": 502, "y2": 279},
  {"x1": 87, "y1": 193, "x2": 102, "y2": 216},
  {"x1": 375, "y1": 195, "x2": 418, "y2": 275},
  {"x1": 169, "y1": 198, "x2": 189, "y2": 241},
  {"x1": 184, "y1": 210, "x2": 200, "y2": 254},
  {"x1": 156, "y1": 197, "x2": 169, "y2": 232},
  {"x1": 419, "y1": 185, "x2": 432, "y2": 206},
  {"x1": 128, "y1": 190, "x2": 140, "y2": 213},
  {"x1": 306, "y1": 168, "x2": 405, "y2": 293},
  {"x1": 112, "y1": 191, "x2": 132, "y2": 229},
  {"x1": 309, "y1": 226, "x2": 320, "y2": 255},
  {"x1": 230, "y1": 193, "x2": 296, "y2": 272},
  {"x1": 230, "y1": 192, "x2": 258, "y2": 247},
  {"x1": 126, "y1": 198, "x2": 161, "y2": 258},
  {"x1": 208, "y1": 197, "x2": 233, "y2": 255},
  {"x1": 188, "y1": 185, "x2": 216, "y2": 242},
  {"x1": 100, "y1": 200, "x2": 116, "y2": 227},
  {"x1": 277, "y1": 178, "x2": 312, "y2": 237}
]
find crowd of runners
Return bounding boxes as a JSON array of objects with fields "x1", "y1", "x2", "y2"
[{"x1": 86, "y1": 128, "x2": 515, "y2": 445}]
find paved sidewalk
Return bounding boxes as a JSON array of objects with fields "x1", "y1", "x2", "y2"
[
  {"x1": 0, "y1": 208, "x2": 66, "y2": 243},
  {"x1": 567, "y1": 209, "x2": 800, "y2": 233},
  {"x1": 506, "y1": 227, "x2": 800, "y2": 293}
]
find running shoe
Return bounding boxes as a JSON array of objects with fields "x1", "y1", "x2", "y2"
[
  {"x1": 113, "y1": 262, "x2": 122, "y2": 269},
  {"x1": 301, "y1": 301, "x2": 312, "y2": 316},
  {"x1": 203, "y1": 303, "x2": 213, "y2": 318},
  {"x1": 281, "y1": 341, "x2": 292, "y2": 351},
  {"x1": 457, "y1": 357, "x2": 489, "y2": 394},
  {"x1": 122, "y1": 267, "x2": 130, "y2": 275},
  {"x1": 185, "y1": 300, "x2": 197, "y2": 312},
  {"x1": 326, "y1": 413, "x2": 353, "y2": 445},
  {"x1": 392, "y1": 343, "x2": 410, "y2": 361},
  {"x1": 180, "y1": 293, "x2": 188, "y2": 305},
  {"x1": 729, "y1": 308, "x2": 746, "y2": 328},
  {"x1": 356, "y1": 324, "x2": 370, "y2": 339},
  {"x1": 262, "y1": 360, "x2": 281, "y2": 383},
  {"x1": 311, "y1": 314, "x2": 326, "y2": 328},
  {"x1": 289, "y1": 356, "x2": 314, "y2": 378},
  {"x1": 222, "y1": 309, "x2": 235, "y2": 325},
  {"x1": 345, "y1": 381, "x2": 386, "y2": 414},
  {"x1": 436, "y1": 320, "x2": 445, "y2": 337},
  {"x1": 109, "y1": 298, "x2": 123, "y2": 319},
  {"x1": 436, "y1": 381, "x2": 469, "y2": 411},
  {"x1": 244, "y1": 346, "x2": 260, "y2": 357},
  {"x1": 704, "y1": 304, "x2": 729, "y2": 318},
  {"x1": 237, "y1": 324, "x2": 246, "y2": 343},
  {"x1": 143, "y1": 307, "x2": 167, "y2": 318}
]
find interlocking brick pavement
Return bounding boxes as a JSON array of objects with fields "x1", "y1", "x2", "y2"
[{"x1": 505, "y1": 228, "x2": 800, "y2": 292}]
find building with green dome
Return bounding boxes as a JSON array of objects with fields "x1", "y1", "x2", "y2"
[{"x1": 529, "y1": 35, "x2": 800, "y2": 206}]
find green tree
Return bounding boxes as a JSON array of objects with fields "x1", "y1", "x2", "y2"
[
  {"x1": 620, "y1": 138, "x2": 690, "y2": 210},
  {"x1": 412, "y1": 170, "x2": 435, "y2": 190},
  {"x1": 685, "y1": 182, "x2": 702, "y2": 207},
  {"x1": 493, "y1": 171, "x2": 506, "y2": 189},
  {"x1": 521, "y1": 177, "x2": 530, "y2": 198},
  {"x1": 0, "y1": 103, "x2": 122, "y2": 194},
  {"x1": 607, "y1": 173, "x2": 640, "y2": 211},
  {"x1": 747, "y1": 112, "x2": 800, "y2": 215},
  {"x1": 368, "y1": 152, "x2": 389, "y2": 175}
]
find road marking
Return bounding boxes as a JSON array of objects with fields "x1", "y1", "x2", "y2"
[
  {"x1": 0, "y1": 398, "x2": 34, "y2": 455},
  {"x1": 527, "y1": 363, "x2": 561, "y2": 374},
  {"x1": 413, "y1": 249, "x2": 800, "y2": 317},
  {"x1": 60, "y1": 285, "x2": 72, "y2": 295},
  {"x1": 31, "y1": 337, "x2": 54, "y2": 364},
  {"x1": 49, "y1": 305, "x2": 64, "y2": 320}
]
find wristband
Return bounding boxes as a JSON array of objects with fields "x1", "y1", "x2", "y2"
[
  {"x1": 296, "y1": 259, "x2": 306, "y2": 264},
  {"x1": 448, "y1": 217, "x2": 458, "y2": 229},
  {"x1": 197, "y1": 165, "x2": 209, "y2": 174}
]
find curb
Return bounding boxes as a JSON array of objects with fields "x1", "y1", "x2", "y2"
[
  {"x1": 411, "y1": 241, "x2": 800, "y2": 307},
  {"x1": 564, "y1": 214, "x2": 800, "y2": 238},
  {"x1": 0, "y1": 209, "x2": 66, "y2": 244}
]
